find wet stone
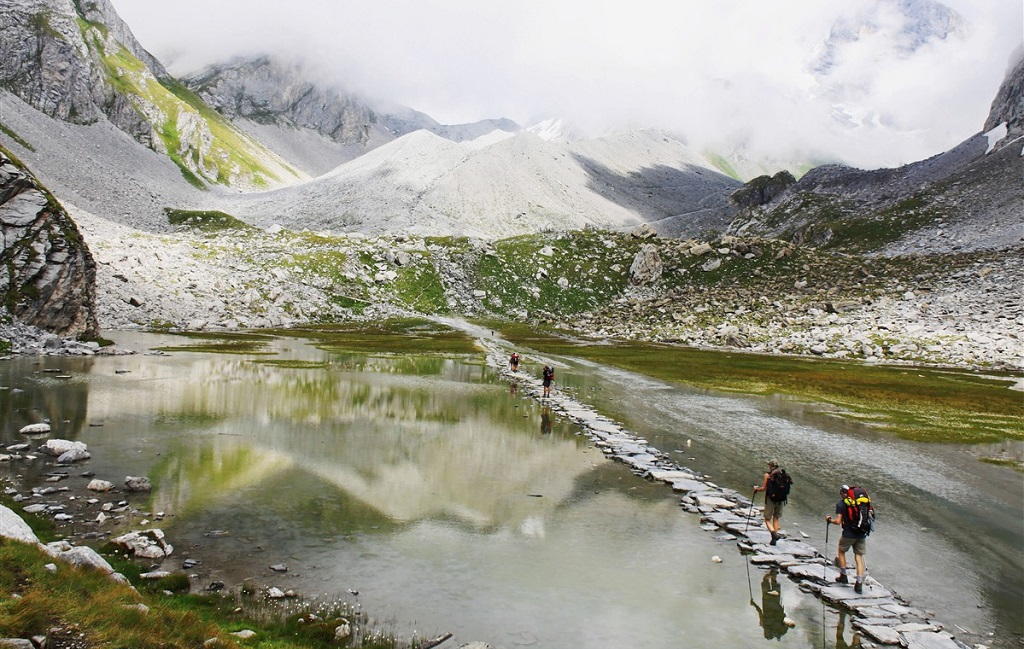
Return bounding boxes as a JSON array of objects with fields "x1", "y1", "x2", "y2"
[
  {"x1": 856, "y1": 617, "x2": 903, "y2": 626},
  {"x1": 787, "y1": 563, "x2": 833, "y2": 582},
  {"x1": 670, "y1": 479, "x2": 708, "y2": 492},
  {"x1": 820, "y1": 584, "x2": 892, "y2": 603},
  {"x1": 695, "y1": 495, "x2": 738, "y2": 509},
  {"x1": 901, "y1": 631, "x2": 964, "y2": 649},
  {"x1": 752, "y1": 553, "x2": 798, "y2": 565},
  {"x1": 856, "y1": 624, "x2": 903, "y2": 645},
  {"x1": 754, "y1": 539, "x2": 817, "y2": 557},
  {"x1": 647, "y1": 469, "x2": 701, "y2": 483},
  {"x1": 894, "y1": 623, "x2": 941, "y2": 633}
]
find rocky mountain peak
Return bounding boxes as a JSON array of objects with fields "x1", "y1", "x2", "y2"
[
  {"x1": 185, "y1": 56, "x2": 380, "y2": 147},
  {"x1": 983, "y1": 50, "x2": 1024, "y2": 143}
]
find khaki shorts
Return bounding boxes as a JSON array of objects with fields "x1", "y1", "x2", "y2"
[
  {"x1": 839, "y1": 536, "x2": 867, "y2": 555},
  {"x1": 763, "y1": 498, "x2": 784, "y2": 520}
]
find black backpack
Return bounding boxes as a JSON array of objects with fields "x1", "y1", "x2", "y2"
[
  {"x1": 765, "y1": 468, "x2": 793, "y2": 503},
  {"x1": 841, "y1": 486, "x2": 875, "y2": 536}
]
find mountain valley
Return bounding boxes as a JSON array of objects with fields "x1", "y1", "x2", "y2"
[{"x1": 0, "y1": 0, "x2": 1020, "y2": 375}]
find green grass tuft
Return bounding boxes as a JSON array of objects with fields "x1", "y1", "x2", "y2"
[{"x1": 166, "y1": 208, "x2": 253, "y2": 232}]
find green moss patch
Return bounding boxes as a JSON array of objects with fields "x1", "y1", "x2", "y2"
[
  {"x1": 166, "y1": 209, "x2": 253, "y2": 232},
  {"x1": 490, "y1": 322, "x2": 1024, "y2": 444},
  {"x1": 0, "y1": 124, "x2": 34, "y2": 152},
  {"x1": 272, "y1": 319, "x2": 480, "y2": 356},
  {"x1": 150, "y1": 331, "x2": 276, "y2": 355}
]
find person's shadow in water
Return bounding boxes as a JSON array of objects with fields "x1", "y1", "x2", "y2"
[
  {"x1": 750, "y1": 566, "x2": 788, "y2": 640},
  {"x1": 540, "y1": 406, "x2": 552, "y2": 435},
  {"x1": 835, "y1": 609, "x2": 863, "y2": 648}
]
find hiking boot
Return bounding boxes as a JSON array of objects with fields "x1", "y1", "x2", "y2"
[
  {"x1": 854, "y1": 581, "x2": 863, "y2": 594},
  {"x1": 836, "y1": 574, "x2": 849, "y2": 584},
  {"x1": 769, "y1": 533, "x2": 778, "y2": 546}
]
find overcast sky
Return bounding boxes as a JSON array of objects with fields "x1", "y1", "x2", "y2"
[{"x1": 109, "y1": 0, "x2": 1022, "y2": 169}]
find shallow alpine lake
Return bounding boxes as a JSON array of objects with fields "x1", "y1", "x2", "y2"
[{"x1": 1, "y1": 330, "x2": 1021, "y2": 649}]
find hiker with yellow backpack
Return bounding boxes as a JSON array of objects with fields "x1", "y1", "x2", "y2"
[{"x1": 826, "y1": 484, "x2": 875, "y2": 594}]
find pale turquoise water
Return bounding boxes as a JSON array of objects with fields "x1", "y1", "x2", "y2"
[{"x1": 1, "y1": 331, "x2": 1020, "y2": 648}]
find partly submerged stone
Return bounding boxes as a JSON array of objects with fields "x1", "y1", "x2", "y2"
[{"x1": 19, "y1": 423, "x2": 51, "y2": 434}]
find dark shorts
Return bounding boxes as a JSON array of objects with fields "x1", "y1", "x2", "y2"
[
  {"x1": 763, "y1": 498, "x2": 784, "y2": 520},
  {"x1": 543, "y1": 378, "x2": 552, "y2": 387},
  {"x1": 839, "y1": 536, "x2": 867, "y2": 555}
]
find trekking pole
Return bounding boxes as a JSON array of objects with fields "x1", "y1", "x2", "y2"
[
  {"x1": 742, "y1": 488, "x2": 757, "y2": 534},
  {"x1": 824, "y1": 518, "x2": 830, "y2": 581}
]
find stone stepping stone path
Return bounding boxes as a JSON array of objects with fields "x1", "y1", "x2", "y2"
[{"x1": 485, "y1": 341, "x2": 972, "y2": 648}]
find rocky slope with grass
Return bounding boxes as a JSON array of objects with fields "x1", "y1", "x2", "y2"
[
  {"x1": 0, "y1": 0, "x2": 304, "y2": 191},
  {"x1": 726, "y1": 53, "x2": 1024, "y2": 256},
  {"x1": 65, "y1": 209, "x2": 1021, "y2": 372}
]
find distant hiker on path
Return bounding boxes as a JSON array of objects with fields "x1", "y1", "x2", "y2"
[
  {"x1": 827, "y1": 484, "x2": 875, "y2": 594},
  {"x1": 753, "y1": 459, "x2": 791, "y2": 545},
  {"x1": 509, "y1": 352, "x2": 520, "y2": 372},
  {"x1": 542, "y1": 364, "x2": 554, "y2": 398}
]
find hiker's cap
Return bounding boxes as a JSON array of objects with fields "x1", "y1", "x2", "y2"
[
  {"x1": 767, "y1": 459, "x2": 779, "y2": 469},
  {"x1": 840, "y1": 484, "x2": 850, "y2": 494}
]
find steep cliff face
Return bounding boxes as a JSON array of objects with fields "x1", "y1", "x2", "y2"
[
  {"x1": 0, "y1": 148, "x2": 99, "y2": 339},
  {"x1": 983, "y1": 52, "x2": 1024, "y2": 141},
  {"x1": 0, "y1": 0, "x2": 162, "y2": 144},
  {"x1": 186, "y1": 57, "x2": 381, "y2": 146},
  {"x1": 0, "y1": 0, "x2": 303, "y2": 190},
  {"x1": 184, "y1": 57, "x2": 522, "y2": 176}
]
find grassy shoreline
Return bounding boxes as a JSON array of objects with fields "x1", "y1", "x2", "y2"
[{"x1": 0, "y1": 495, "x2": 409, "y2": 649}]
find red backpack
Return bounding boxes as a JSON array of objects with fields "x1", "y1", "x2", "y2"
[{"x1": 841, "y1": 486, "x2": 875, "y2": 535}]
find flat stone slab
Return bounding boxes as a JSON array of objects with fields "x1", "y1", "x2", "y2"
[
  {"x1": 820, "y1": 584, "x2": 892, "y2": 602},
  {"x1": 856, "y1": 617, "x2": 905, "y2": 626},
  {"x1": 857, "y1": 624, "x2": 903, "y2": 645},
  {"x1": 618, "y1": 454, "x2": 658, "y2": 468},
  {"x1": 614, "y1": 442, "x2": 651, "y2": 455},
  {"x1": 858, "y1": 605, "x2": 907, "y2": 619},
  {"x1": 670, "y1": 479, "x2": 709, "y2": 492},
  {"x1": 648, "y1": 469, "x2": 701, "y2": 483},
  {"x1": 695, "y1": 495, "x2": 738, "y2": 509},
  {"x1": 902, "y1": 631, "x2": 964, "y2": 649},
  {"x1": 786, "y1": 563, "x2": 833, "y2": 582},
  {"x1": 751, "y1": 540, "x2": 817, "y2": 557},
  {"x1": 752, "y1": 553, "x2": 798, "y2": 565},
  {"x1": 703, "y1": 512, "x2": 748, "y2": 528},
  {"x1": 894, "y1": 623, "x2": 941, "y2": 633}
]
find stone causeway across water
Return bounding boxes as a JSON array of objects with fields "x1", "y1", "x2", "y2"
[{"x1": 485, "y1": 341, "x2": 972, "y2": 649}]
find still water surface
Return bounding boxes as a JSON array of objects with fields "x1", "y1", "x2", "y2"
[{"x1": 1, "y1": 331, "x2": 1020, "y2": 648}]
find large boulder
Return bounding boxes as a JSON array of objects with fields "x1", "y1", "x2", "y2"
[
  {"x1": 124, "y1": 476, "x2": 152, "y2": 492},
  {"x1": 44, "y1": 542, "x2": 116, "y2": 575},
  {"x1": 629, "y1": 244, "x2": 663, "y2": 285},
  {"x1": 37, "y1": 439, "x2": 88, "y2": 458},
  {"x1": 109, "y1": 529, "x2": 173, "y2": 559},
  {"x1": 0, "y1": 504, "x2": 39, "y2": 544},
  {"x1": 729, "y1": 171, "x2": 797, "y2": 208}
]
